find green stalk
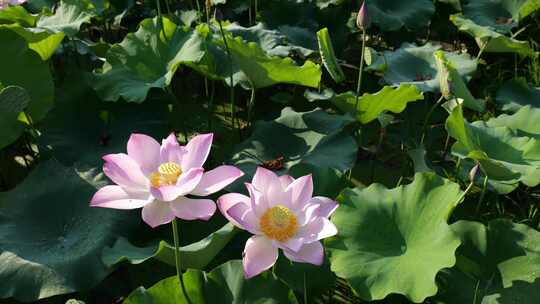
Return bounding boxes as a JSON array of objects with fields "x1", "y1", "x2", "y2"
[
  {"x1": 218, "y1": 20, "x2": 237, "y2": 131},
  {"x1": 420, "y1": 95, "x2": 445, "y2": 145},
  {"x1": 303, "y1": 271, "x2": 307, "y2": 304},
  {"x1": 156, "y1": 0, "x2": 168, "y2": 42},
  {"x1": 172, "y1": 219, "x2": 191, "y2": 303},
  {"x1": 247, "y1": 87, "x2": 256, "y2": 127},
  {"x1": 353, "y1": 28, "x2": 367, "y2": 113},
  {"x1": 475, "y1": 175, "x2": 489, "y2": 217}
]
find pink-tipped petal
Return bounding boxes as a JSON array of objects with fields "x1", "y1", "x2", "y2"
[
  {"x1": 181, "y1": 133, "x2": 213, "y2": 170},
  {"x1": 286, "y1": 174, "x2": 313, "y2": 210},
  {"x1": 310, "y1": 196, "x2": 338, "y2": 218},
  {"x1": 191, "y1": 165, "x2": 244, "y2": 196},
  {"x1": 298, "y1": 218, "x2": 338, "y2": 243},
  {"x1": 283, "y1": 241, "x2": 324, "y2": 265},
  {"x1": 246, "y1": 183, "x2": 268, "y2": 217},
  {"x1": 169, "y1": 197, "x2": 216, "y2": 221},
  {"x1": 102, "y1": 153, "x2": 148, "y2": 189},
  {"x1": 90, "y1": 185, "x2": 149, "y2": 209},
  {"x1": 217, "y1": 193, "x2": 252, "y2": 227},
  {"x1": 226, "y1": 202, "x2": 259, "y2": 233},
  {"x1": 243, "y1": 235, "x2": 278, "y2": 279},
  {"x1": 279, "y1": 175, "x2": 294, "y2": 189},
  {"x1": 253, "y1": 166, "x2": 280, "y2": 192},
  {"x1": 252, "y1": 167, "x2": 291, "y2": 208},
  {"x1": 160, "y1": 133, "x2": 186, "y2": 164},
  {"x1": 150, "y1": 168, "x2": 204, "y2": 201},
  {"x1": 127, "y1": 133, "x2": 161, "y2": 175},
  {"x1": 141, "y1": 201, "x2": 175, "y2": 228}
]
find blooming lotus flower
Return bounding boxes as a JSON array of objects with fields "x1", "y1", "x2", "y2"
[
  {"x1": 91, "y1": 133, "x2": 244, "y2": 228},
  {"x1": 217, "y1": 167, "x2": 338, "y2": 279},
  {"x1": 0, "y1": 0, "x2": 26, "y2": 9},
  {"x1": 356, "y1": 1, "x2": 370, "y2": 30}
]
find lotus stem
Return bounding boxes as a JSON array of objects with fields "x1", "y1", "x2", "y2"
[
  {"x1": 475, "y1": 175, "x2": 489, "y2": 216},
  {"x1": 156, "y1": 0, "x2": 168, "y2": 42},
  {"x1": 420, "y1": 95, "x2": 445, "y2": 145},
  {"x1": 303, "y1": 271, "x2": 308, "y2": 304},
  {"x1": 172, "y1": 219, "x2": 191, "y2": 303},
  {"x1": 248, "y1": 87, "x2": 256, "y2": 127},
  {"x1": 353, "y1": 28, "x2": 367, "y2": 114},
  {"x1": 217, "y1": 20, "x2": 237, "y2": 132}
]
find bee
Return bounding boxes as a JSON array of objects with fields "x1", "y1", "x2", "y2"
[
  {"x1": 243, "y1": 151, "x2": 286, "y2": 171},
  {"x1": 495, "y1": 17, "x2": 513, "y2": 25}
]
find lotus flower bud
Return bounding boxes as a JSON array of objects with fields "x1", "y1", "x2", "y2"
[
  {"x1": 356, "y1": 1, "x2": 370, "y2": 30},
  {"x1": 469, "y1": 164, "x2": 480, "y2": 182},
  {"x1": 214, "y1": 8, "x2": 223, "y2": 21}
]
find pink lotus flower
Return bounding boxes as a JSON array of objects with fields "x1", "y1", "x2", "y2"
[
  {"x1": 91, "y1": 133, "x2": 244, "y2": 228},
  {"x1": 0, "y1": 0, "x2": 26, "y2": 9},
  {"x1": 217, "y1": 167, "x2": 338, "y2": 279}
]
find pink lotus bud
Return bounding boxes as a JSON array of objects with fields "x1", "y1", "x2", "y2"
[
  {"x1": 469, "y1": 164, "x2": 480, "y2": 182},
  {"x1": 356, "y1": 1, "x2": 370, "y2": 30}
]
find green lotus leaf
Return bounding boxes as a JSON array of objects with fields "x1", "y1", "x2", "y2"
[
  {"x1": 330, "y1": 84, "x2": 424, "y2": 124},
  {"x1": 0, "y1": 5, "x2": 36, "y2": 27},
  {"x1": 496, "y1": 78, "x2": 540, "y2": 112},
  {"x1": 39, "y1": 72, "x2": 170, "y2": 170},
  {"x1": 485, "y1": 105, "x2": 540, "y2": 139},
  {"x1": 229, "y1": 107, "x2": 357, "y2": 191},
  {"x1": 435, "y1": 220, "x2": 540, "y2": 304},
  {"x1": 366, "y1": 43, "x2": 478, "y2": 93},
  {"x1": 1, "y1": 24, "x2": 64, "y2": 60},
  {"x1": 0, "y1": 28, "x2": 54, "y2": 149},
  {"x1": 327, "y1": 173, "x2": 462, "y2": 302},
  {"x1": 93, "y1": 17, "x2": 206, "y2": 102},
  {"x1": 463, "y1": 0, "x2": 540, "y2": 32},
  {"x1": 450, "y1": 14, "x2": 535, "y2": 56},
  {"x1": 0, "y1": 160, "x2": 137, "y2": 302},
  {"x1": 37, "y1": 0, "x2": 96, "y2": 37},
  {"x1": 124, "y1": 270, "x2": 206, "y2": 304},
  {"x1": 446, "y1": 105, "x2": 540, "y2": 193},
  {"x1": 102, "y1": 223, "x2": 238, "y2": 270},
  {"x1": 433, "y1": 50, "x2": 485, "y2": 112},
  {"x1": 195, "y1": 23, "x2": 322, "y2": 90},
  {"x1": 274, "y1": 255, "x2": 336, "y2": 298},
  {"x1": 225, "y1": 22, "x2": 314, "y2": 57},
  {"x1": 367, "y1": 0, "x2": 435, "y2": 31},
  {"x1": 124, "y1": 260, "x2": 294, "y2": 304},
  {"x1": 317, "y1": 27, "x2": 345, "y2": 84},
  {"x1": 0, "y1": 86, "x2": 30, "y2": 113}
]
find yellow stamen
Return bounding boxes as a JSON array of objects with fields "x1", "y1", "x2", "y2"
[
  {"x1": 259, "y1": 205, "x2": 298, "y2": 242},
  {"x1": 150, "y1": 162, "x2": 182, "y2": 188}
]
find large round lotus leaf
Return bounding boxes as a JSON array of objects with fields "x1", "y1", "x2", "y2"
[
  {"x1": 102, "y1": 223, "x2": 238, "y2": 270},
  {"x1": 367, "y1": 43, "x2": 478, "y2": 93},
  {"x1": 228, "y1": 107, "x2": 357, "y2": 192},
  {"x1": 435, "y1": 220, "x2": 540, "y2": 304},
  {"x1": 193, "y1": 24, "x2": 322, "y2": 90},
  {"x1": 124, "y1": 260, "x2": 294, "y2": 304},
  {"x1": 225, "y1": 23, "x2": 314, "y2": 57},
  {"x1": 327, "y1": 173, "x2": 463, "y2": 302},
  {"x1": 367, "y1": 0, "x2": 435, "y2": 31},
  {"x1": 329, "y1": 85, "x2": 425, "y2": 124},
  {"x1": 0, "y1": 28, "x2": 54, "y2": 149},
  {"x1": 36, "y1": 0, "x2": 96, "y2": 37},
  {"x1": 450, "y1": 14, "x2": 534, "y2": 56},
  {"x1": 463, "y1": 0, "x2": 540, "y2": 32},
  {"x1": 2, "y1": 24, "x2": 64, "y2": 60},
  {"x1": 0, "y1": 160, "x2": 137, "y2": 302},
  {"x1": 0, "y1": 5, "x2": 37, "y2": 26},
  {"x1": 447, "y1": 105, "x2": 540, "y2": 193},
  {"x1": 495, "y1": 78, "x2": 540, "y2": 112},
  {"x1": 92, "y1": 17, "x2": 206, "y2": 102},
  {"x1": 39, "y1": 72, "x2": 170, "y2": 170}
]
